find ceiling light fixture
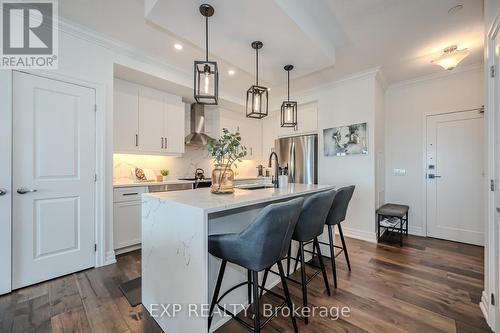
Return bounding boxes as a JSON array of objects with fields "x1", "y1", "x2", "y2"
[
  {"x1": 194, "y1": 4, "x2": 218, "y2": 105},
  {"x1": 281, "y1": 65, "x2": 298, "y2": 128},
  {"x1": 174, "y1": 43, "x2": 183, "y2": 50},
  {"x1": 228, "y1": 70, "x2": 235, "y2": 75},
  {"x1": 246, "y1": 41, "x2": 268, "y2": 119},
  {"x1": 431, "y1": 45, "x2": 469, "y2": 70},
  {"x1": 448, "y1": 4, "x2": 464, "y2": 14}
]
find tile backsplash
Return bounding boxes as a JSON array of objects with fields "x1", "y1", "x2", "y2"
[{"x1": 114, "y1": 146, "x2": 262, "y2": 181}]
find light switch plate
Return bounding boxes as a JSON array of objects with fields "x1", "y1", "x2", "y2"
[{"x1": 393, "y1": 168, "x2": 406, "y2": 176}]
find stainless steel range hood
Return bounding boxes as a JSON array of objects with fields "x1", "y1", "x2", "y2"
[{"x1": 185, "y1": 103, "x2": 214, "y2": 146}]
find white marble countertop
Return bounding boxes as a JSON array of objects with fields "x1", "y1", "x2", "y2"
[
  {"x1": 143, "y1": 183, "x2": 335, "y2": 213},
  {"x1": 113, "y1": 179, "x2": 195, "y2": 188}
]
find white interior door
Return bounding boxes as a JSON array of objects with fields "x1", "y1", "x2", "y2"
[
  {"x1": 426, "y1": 110, "x2": 485, "y2": 245},
  {"x1": 12, "y1": 72, "x2": 96, "y2": 289},
  {"x1": 0, "y1": 71, "x2": 12, "y2": 295}
]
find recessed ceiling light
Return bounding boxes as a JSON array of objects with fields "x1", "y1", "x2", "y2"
[
  {"x1": 228, "y1": 70, "x2": 235, "y2": 75},
  {"x1": 174, "y1": 43, "x2": 183, "y2": 50},
  {"x1": 448, "y1": 4, "x2": 463, "y2": 14}
]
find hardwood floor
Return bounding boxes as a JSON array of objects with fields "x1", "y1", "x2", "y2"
[{"x1": 0, "y1": 235, "x2": 490, "y2": 333}]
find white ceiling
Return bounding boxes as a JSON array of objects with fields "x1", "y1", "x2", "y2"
[{"x1": 59, "y1": 0, "x2": 484, "y2": 106}]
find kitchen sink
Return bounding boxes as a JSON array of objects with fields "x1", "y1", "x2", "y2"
[{"x1": 236, "y1": 184, "x2": 275, "y2": 190}]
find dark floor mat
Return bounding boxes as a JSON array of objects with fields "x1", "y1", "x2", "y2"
[{"x1": 119, "y1": 277, "x2": 141, "y2": 307}]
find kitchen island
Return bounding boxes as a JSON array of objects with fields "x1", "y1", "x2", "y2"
[{"x1": 142, "y1": 183, "x2": 335, "y2": 332}]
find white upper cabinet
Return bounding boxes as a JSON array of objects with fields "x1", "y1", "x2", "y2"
[
  {"x1": 262, "y1": 112, "x2": 278, "y2": 157},
  {"x1": 164, "y1": 94, "x2": 185, "y2": 154},
  {"x1": 138, "y1": 86, "x2": 165, "y2": 153},
  {"x1": 114, "y1": 79, "x2": 139, "y2": 152},
  {"x1": 219, "y1": 109, "x2": 262, "y2": 160},
  {"x1": 113, "y1": 79, "x2": 185, "y2": 155}
]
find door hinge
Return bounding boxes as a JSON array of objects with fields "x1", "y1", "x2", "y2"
[
  {"x1": 492, "y1": 293, "x2": 495, "y2": 306},
  {"x1": 491, "y1": 179, "x2": 496, "y2": 192},
  {"x1": 491, "y1": 65, "x2": 496, "y2": 78},
  {"x1": 94, "y1": 244, "x2": 97, "y2": 252}
]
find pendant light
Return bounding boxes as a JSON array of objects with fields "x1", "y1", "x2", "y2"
[
  {"x1": 194, "y1": 4, "x2": 218, "y2": 105},
  {"x1": 246, "y1": 41, "x2": 268, "y2": 119},
  {"x1": 281, "y1": 65, "x2": 297, "y2": 127}
]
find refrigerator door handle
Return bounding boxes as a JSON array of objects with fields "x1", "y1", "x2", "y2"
[{"x1": 290, "y1": 141, "x2": 296, "y2": 183}]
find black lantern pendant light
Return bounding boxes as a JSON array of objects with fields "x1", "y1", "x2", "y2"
[
  {"x1": 194, "y1": 4, "x2": 218, "y2": 105},
  {"x1": 280, "y1": 65, "x2": 298, "y2": 127},
  {"x1": 246, "y1": 41, "x2": 268, "y2": 119}
]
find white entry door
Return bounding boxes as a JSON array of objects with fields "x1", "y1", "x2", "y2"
[
  {"x1": 12, "y1": 72, "x2": 96, "y2": 289},
  {"x1": 426, "y1": 110, "x2": 485, "y2": 245}
]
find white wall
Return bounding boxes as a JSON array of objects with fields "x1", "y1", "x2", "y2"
[
  {"x1": 384, "y1": 66, "x2": 485, "y2": 236},
  {"x1": 291, "y1": 71, "x2": 382, "y2": 241}
]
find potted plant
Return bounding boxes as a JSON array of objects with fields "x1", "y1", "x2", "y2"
[
  {"x1": 159, "y1": 169, "x2": 170, "y2": 182},
  {"x1": 207, "y1": 128, "x2": 247, "y2": 194}
]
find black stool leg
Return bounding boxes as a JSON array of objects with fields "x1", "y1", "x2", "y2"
[
  {"x1": 259, "y1": 268, "x2": 269, "y2": 299},
  {"x1": 277, "y1": 261, "x2": 298, "y2": 333},
  {"x1": 293, "y1": 246, "x2": 300, "y2": 273},
  {"x1": 299, "y1": 241, "x2": 309, "y2": 324},
  {"x1": 327, "y1": 225, "x2": 338, "y2": 288},
  {"x1": 406, "y1": 212, "x2": 409, "y2": 235},
  {"x1": 208, "y1": 260, "x2": 227, "y2": 329},
  {"x1": 400, "y1": 217, "x2": 403, "y2": 247},
  {"x1": 247, "y1": 270, "x2": 252, "y2": 307},
  {"x1": 314, "y1": 238, "x2": 331, "y2": 296},
  {"x1": 338, "y1": 224, "x2": 351, "y2": 272},
  {"x1": 287, "y1": 244, "x2": 292, "y2": 277},
  {"x1": 252, "y1": 271, "x2": 261, "y2": 333}
]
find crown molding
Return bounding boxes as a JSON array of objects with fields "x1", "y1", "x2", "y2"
[
  {"x1": 57, "y1": 17, "x2": 248, "y2": 107},
  {"x1": 58, "y1": 17, "x2": 192, "y2": 81},
  {"x1": 294, "y1": 66, "x2": 383, "y2": 98},
  {"x1": 387, "y1": 62, "x2": 483, "y2": 89}
]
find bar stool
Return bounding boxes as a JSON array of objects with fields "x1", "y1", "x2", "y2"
[
  {"x1": 312, "y1": 185, "x2": 355, "y2": 288},
  {"x1": 208, "y1": 197, "x2": 304, "y2": 333},
  {"x1": 261, "y1": 189, "x2": 337, "y2": 325}
]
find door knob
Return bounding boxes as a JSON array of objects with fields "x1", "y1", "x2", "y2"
[
  {"x1": 17, "y1": 188, "x2": 37, "y2": 194},
  {"x1": 0, "y1": 189, "x2": 6, "y2": 196}
]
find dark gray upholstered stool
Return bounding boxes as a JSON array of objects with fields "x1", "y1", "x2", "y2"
[
  {"x1": 261, "y1": 189, "x2": 337, "y2": 325},
  {"x1": 308, "y1": 185, "x2": 355, "y2": 288},
  {"x1": 376, "y1": 203, "x2": 409, "y2": 246},
  {"x1": 208, "y1": 197, "x2": 304, "y2": 333}
]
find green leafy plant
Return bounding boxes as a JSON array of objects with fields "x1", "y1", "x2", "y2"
[
  {"x1": 208, "y1": 128, "x2": 247, "y2": 168},
  {"x1": 207, "y1": 128, "x2": 247, "y2": 192},
  {"x1": 160, "y1": 169, "x2": 170, "y2": 177}
]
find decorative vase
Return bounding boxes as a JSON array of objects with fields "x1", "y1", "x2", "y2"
[
  {"x1": 162, "y1": 176, "x2": 168, "y2": 182},
  {"x1": 211, "y1": 164, "x2": 234, "y2": 194},
  {"x1": 156, "y1": 175, "x2": 163, "y2": 182}
]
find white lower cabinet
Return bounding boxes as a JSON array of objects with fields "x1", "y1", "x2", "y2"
[{"x1": 113, "y1": 186, "x2": 146, "y2": 252}]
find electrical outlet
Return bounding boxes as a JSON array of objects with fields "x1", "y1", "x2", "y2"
[{"x1": 393, "y1": 168, "x2": 406, "y2": 176}]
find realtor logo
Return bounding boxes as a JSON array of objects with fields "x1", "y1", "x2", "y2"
[{"x1": 1, "y1": 0, "x2": 58, "y2": 69}]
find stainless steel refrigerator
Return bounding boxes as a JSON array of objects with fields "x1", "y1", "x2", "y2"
[{"x1": 275, "y1": 134, "x2": 318, "y2": 184}]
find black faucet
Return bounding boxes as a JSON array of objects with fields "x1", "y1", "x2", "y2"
[{"x1": 268, "y1": 152, "x2": 280, "y2": 188}]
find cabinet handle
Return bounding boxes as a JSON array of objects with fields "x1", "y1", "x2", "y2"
[
  {"x1": 135, "y1": 134, "x2": 138, "y2": 147},
  {"x1": 165, "y1": 138, "x2": 168, "y2": 150},
  {"x1": 161, "y1": 137, "x2": 164, "y2": 149},
  {"x1": 250, "y1": 147, "x2": 253, "y2": 156},
  {"x1": 123, "y1": 192, "x2": 139, "y2": 196}
]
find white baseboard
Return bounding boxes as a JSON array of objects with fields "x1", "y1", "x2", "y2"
[
  {"x1": 115, "y1": 244, "x2": 141, "y2": 255},
  {"x1": 104, "y1": 250, "x2": 117, "y2": 265},
  {"x1": 341, "y1": 226, "x2": 377, "y2": 243},
  {"x1": 480, "y1": 290, "x2": 493, "y2": 330},
  {"x1": 408, "y1": 226, "x2": 425, "y2": 236}
]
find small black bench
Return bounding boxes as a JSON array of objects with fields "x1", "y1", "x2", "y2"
[{"x1": 376, "y1": 204, "x2": 409, "y2": 246}]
